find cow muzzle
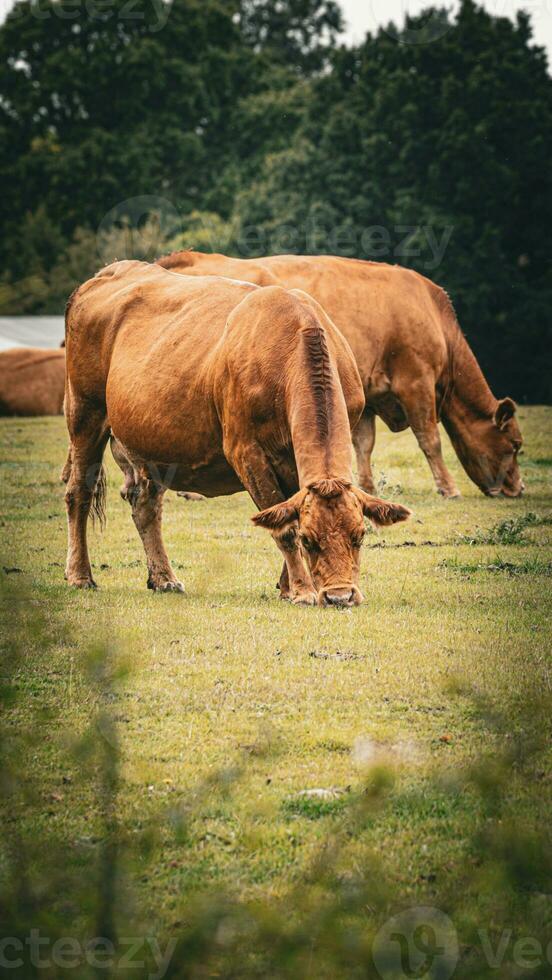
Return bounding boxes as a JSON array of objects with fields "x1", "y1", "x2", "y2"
[
  {"x1": 318, "y1": 585, "x2": 363, "y2": 608},
  {"x1": 485, "y1": 483, "x2": 525, "y2": 498},
  {"x1": 503, "y1": 480, "x2": 525, "y2": 498}
]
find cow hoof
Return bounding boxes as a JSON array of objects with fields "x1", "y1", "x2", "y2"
[
  {"x1": 148, "y1": 579, "x2": 185, "y2": 594},
  {"x1": 438, "y1": 488, "x2": 461, "y2": 499},
  {"x1": 291, "y1": 592, "x2": 318, "y2": 607},
  {"x1": 69, "y1": 578, "x2": 97, "y2": 589}
]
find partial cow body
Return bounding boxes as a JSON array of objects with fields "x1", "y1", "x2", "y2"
[
  {"x1": 0, "y1": 347, "x2": 65, "y2": 416},
  {"x1": 158, "y1": 251, "x2": 524, "y2": 498},
  {"x1": 63, "y1": 261, "x2": 410, "y2": 606}
]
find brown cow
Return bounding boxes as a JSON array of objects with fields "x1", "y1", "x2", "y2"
[
  {"x1": 0, "y1": 346, "x2": 65, "y2": 416},
  {"x1": 158, "y1": 251, "x2": 524, "y2": 499},
  {"x1": 63, "y1": 261, "x2": 410, "y2": 606}
]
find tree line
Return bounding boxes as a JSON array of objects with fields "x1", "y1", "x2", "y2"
[{"x1": 1, "y1": 0, "x2": 551, "y2": 401}]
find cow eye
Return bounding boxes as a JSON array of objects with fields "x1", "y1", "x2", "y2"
[{"x1": 300, "y1": 534, "x2": 319, "y2": 554}]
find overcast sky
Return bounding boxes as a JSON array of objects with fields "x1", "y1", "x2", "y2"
[{"x1": 340, "y1": 0, "x2": 552, "y2": 60}]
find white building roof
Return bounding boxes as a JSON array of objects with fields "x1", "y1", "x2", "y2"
[{"x1": 0, "y1": 317, "x2": 65, "y2": 351}]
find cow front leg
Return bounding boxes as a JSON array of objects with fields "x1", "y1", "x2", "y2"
[
  {"x1": 399, "y1": 382, "x2": 460, "y2": 498},
  {"x1": 353, "y1": 410, "x2": 377, "y2": 493},
  {"x1": 277, "y1": 561, "x2": 291, "y2": 599},
  {"x1": 412, "y1": 423, "x2": 460, "y2": 498},
  {"x1": 226, "y1": 441, "x2": 316, "y2": 605},
  {"x1": 272, "y1": 525, "x2": 317, "y2": 606}
]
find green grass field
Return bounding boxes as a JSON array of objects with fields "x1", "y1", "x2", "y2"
[{"x1": 1, "y1": 408, "x2": 552, "y2": 977}]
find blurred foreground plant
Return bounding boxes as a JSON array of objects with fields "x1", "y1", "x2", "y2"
[{"x1": 1, "y1": 571, "x2": 551, "y2": 979}]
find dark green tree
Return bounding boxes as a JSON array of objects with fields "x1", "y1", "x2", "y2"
[
  {"x1": 0, "y1": 0, "x2": 250, "y2": 269},
  {"x1": 230, "y1": 1, "x2": 552, "y2": 401},
  {"x1": 239, "y1": 0, "x2": 343, "y2": 71}
]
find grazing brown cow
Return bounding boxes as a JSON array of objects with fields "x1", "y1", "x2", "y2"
[
  {"x1": 63, "y1": 261, "x2": 410, "y2": 606},
  {"x1": 0, "y1": 347, "x2": 65, "y2": 416},
  {"x1": 158, "y1": 251, "x2": 524, "y2": 499}
]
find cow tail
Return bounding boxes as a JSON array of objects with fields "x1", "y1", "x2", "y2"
[
  {"x1": 91, "y1": 464, "x2": 107, "y2": 530},
  {"x1": 60, "y1": 448, "x2": 107, "y2": 530},
  {"x1": 60, "y1": 446, "x2": 72, "y2": 485}
]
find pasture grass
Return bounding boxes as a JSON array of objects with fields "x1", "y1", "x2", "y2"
[{"x1": 1, "y1": 407, "x2": 551, "y2": 975}]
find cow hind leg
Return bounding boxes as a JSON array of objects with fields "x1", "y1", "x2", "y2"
[
  {"x1": 133, "y1": 480, "x2": 183, "y2": 593},
  {"x1": 353, "y1": 410, "x2": 377, "y2": 493},
  {"x1": 64, "y1": 406, "x2": 109, "y2": 589},
  {"x1": 110, "y1": 436, "x2": 137, "y2": 502},
  {"x1": 111, "y1": 444, "x2": 183, "y2": 594}
]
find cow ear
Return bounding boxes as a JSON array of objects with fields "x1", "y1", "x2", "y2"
[
  {"x1": 352, "y1": 488, "x2": 412, "y2": 526},
  {"x1": 252, "y1": 489, "x2": 307, "y2": 530},
  {"x1": 494, "y1": 397, "x2": 516, "y2": 430}
]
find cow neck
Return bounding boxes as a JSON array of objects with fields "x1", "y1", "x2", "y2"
[
  {"x1": 286, "y1": 321, "x2": 354, "y2": 488},
  {"x1": 440, "y1": 314, "x2": 497, "y2": 439}
]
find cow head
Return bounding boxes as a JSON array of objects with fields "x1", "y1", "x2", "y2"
[
  {"x1": 445, "y1": 398, "x2": 525, "y2": 497},
  {"x1": 252, "y1": 480, "x2": 411, "y2": 607}
]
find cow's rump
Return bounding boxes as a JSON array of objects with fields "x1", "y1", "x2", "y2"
[{"x1": 0, "y1": 347, "x2": 65, "y2": 416}]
